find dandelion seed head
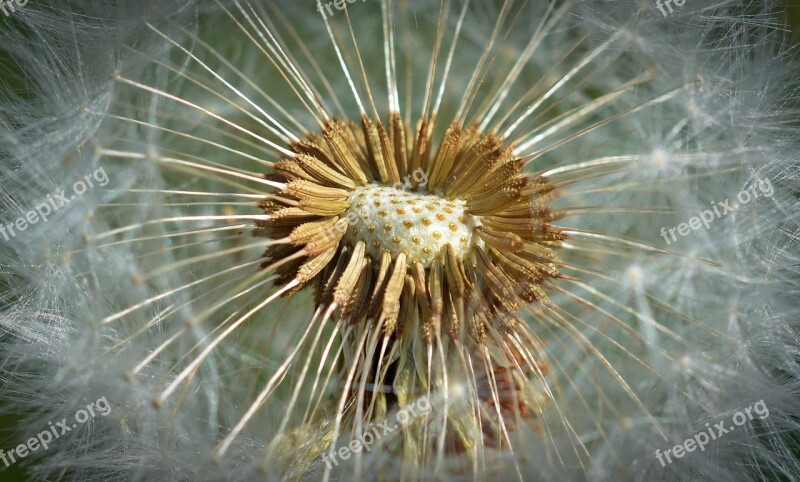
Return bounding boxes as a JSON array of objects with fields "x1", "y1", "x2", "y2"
[{"x1": 1, "y1": 1, "x2": 799, "y2": 481}]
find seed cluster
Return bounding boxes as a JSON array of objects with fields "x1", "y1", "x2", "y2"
[
  {"x1": 343, "y1": 185, "x2": 478, "y2": 266},
  {"x1": 257, "y1": 114, "x2": 564, "y2": 341}
]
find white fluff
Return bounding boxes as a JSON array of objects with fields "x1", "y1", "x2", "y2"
[{"x1": 1, "y1": 0, "x2": 799, "y2": 480}]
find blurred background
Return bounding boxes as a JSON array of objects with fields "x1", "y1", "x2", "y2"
[{"x1": 0, "y1": 2, "x2": 799, "y2": 481}]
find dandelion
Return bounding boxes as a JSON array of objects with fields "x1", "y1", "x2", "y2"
[{"x1": 1, "y1": 0, "x2": 799, "y2": 480}]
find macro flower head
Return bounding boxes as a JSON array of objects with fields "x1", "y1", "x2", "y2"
[{"x1": 1, "y1": 0, "x2": 799, "y2": 480}]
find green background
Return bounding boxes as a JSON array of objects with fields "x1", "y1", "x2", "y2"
[{"x1": 0, "y1": 2, "x2": 799, "y2": 481}]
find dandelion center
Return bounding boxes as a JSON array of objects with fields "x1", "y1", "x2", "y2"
[
  {"x1": 255, "y1": 115, "x2": 564, "y2": 340},
  {"x1": 344, "y1": 185, "x2": 478, "y2": 266}
]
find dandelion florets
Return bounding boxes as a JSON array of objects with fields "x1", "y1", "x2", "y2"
[
  {"x1": 2, "y1": 1, "x2": 799, "y2": 481},
  {"x1": 258, "y1": 116, "x2": 562, "y2": 345}
]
